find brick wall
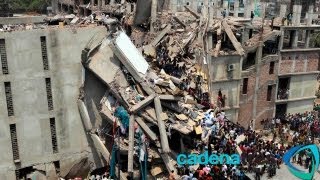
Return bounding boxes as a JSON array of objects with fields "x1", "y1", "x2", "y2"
[
  {"x1": 239, "y1": 55, "x2": 278, "y2": 129},
  {"x1": 307, "y1": 53, "x2": 320, "y2": 72},
  {"x1": 280, "y1": 52, "x2": 319, "y2": 74}
]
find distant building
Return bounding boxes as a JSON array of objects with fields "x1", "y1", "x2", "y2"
[{"x1": 53, "y1": 0, "x2": 136, "y2": 16}]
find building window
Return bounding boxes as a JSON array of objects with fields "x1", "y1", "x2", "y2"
[
  {"x1": 4, "y1": 82, "x2": 14, "y2": 116},
  {"x1": 269, "y1": 61, "x2": 275, "y2": 74},
  {"x1": 40, "y1": 36, "x2": 49, "y2": 70},
  {"x1": 53, "y1": 161, "x2": 60, "y2": 174},
  {"x1": 242, "y1": 78, "x2": 248, "y2": 94},
  {"x1": 15, "y1": 170, "x2": 20, "y2": 179},
  {"x1": 50, "y1": 118, "x2": 58, "y2": 153},
  {"x1": 10, "y1": 124, "x2": 20, "y2": 161},
  {"x1": 267, "y1": 85, "x2": 272, "y2": 101},
  {"x1": 45, "y1": 78, "x2": 54, "y2": 111},
  {"x1": 0, "y1": 39, "x2": 9, "y2": 74}
]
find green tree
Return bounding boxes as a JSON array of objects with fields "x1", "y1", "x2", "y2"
[
  {"x1": 311, "y1": 31, "x2": 320, "y2": 48},
  {"x1": 10, "y1": 0, "x2": 49, "y2": 12}
]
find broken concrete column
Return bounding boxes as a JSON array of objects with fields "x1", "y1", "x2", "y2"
[
  {"x1": 244, "y1": 0, "x2": 252, "y2": 18},
  {"x1": 203, "y1": 0, "x2": 209, "y2": 18},
  {"x1": 151, "y1": 0, "x2": 158, "y2": 32},
  {"x1": 213, "y1": 0, "x2": 219, "y2": 17},
  {"x1": 279, "y1": 27, "x2": 284, "y2": 50},
  {"x1": 184, "y1": 6, "x2": 200, "y2": 19},
  {"x1": 241, "y1": 28, "x2": 250, "y2": 44},
  {"x1": 159, "y1": 95, "x2": 182, "y2": 101},
  {"x1": 260, "y1": 2, "x2": 266, "y2": 19},
  {"x1": 208, "y1": 0, "x2": 214, "y2": 18},
  {"x1": 98, "y1": 0, "x2": 102, "y2": 9},
  {"x1": 136, "y1": 117, "x2": 158, "y2": 142},
  {"x1": 292, "y1": 1, "x2": 302, "y2": 48},
  {"x1": 222, "y1": 20, "x2": 245, "y2": 56},
  {"x1": 91, "y1": 0, "x2": 95, "y2": 6},
  {"x1": 127, "y1": 116, "x2": 135, "y2": 176},
  {"x1": 252, "y1": 42, "x2": 263, "y2": 130},
  {"x1": 102, "y1": 0, "x2": 105, "y2": 6},
  {"x1": 234, "y1": 0, "x2": 239, "y2": 17},
  {"x1": 160, "y1": 153, "x2": 178, "y2": 178},
  {"x1": 154, "y1": 96, "x2": 170, "y2": 153},
  {"x1": 91, "y1": 134, "x2": 128, "y2": 180},
  {"x1": 280, "y1": 4, "x2": 287, "y2": 19},
  {"x1": 130, "y1": 94, "x2": 156, "y2": 113},
  {"x1": 78, "y1": 100, "x2": 93, "y2": 131},
  {"x1": 305, "y1": 30, "x2": 310, "y2": 48},
  {"x1": 307, "y1": 4, "x2": 314, "y2": 26},
  {"x1": 51, "y1": 0, "x2": 59, "y2": 14},
  {"x1": 292, "y1": 1, "x2": 302, "y2": 26}
]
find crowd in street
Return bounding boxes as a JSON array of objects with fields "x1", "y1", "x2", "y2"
[
  {"x1": 176, "y1": 108, "x2": 319, "y2": 180},
  {"x1": 261, "y1": 111, "x2": 320, "y2": 142}
]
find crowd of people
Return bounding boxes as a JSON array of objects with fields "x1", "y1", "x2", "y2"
[
  {"x1": 152, "y1": 44, "x2": 212, "y2": 109},
  {"x1": 261, "y1": 111, "x2": 320, "y2": 143},
  {"x1": 176, "y1": 108, "x2": 319, "y2": 180}
]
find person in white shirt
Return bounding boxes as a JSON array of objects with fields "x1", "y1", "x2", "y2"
[{"x1": 229, "y1": 129, "x2": 236, "y2": 138}]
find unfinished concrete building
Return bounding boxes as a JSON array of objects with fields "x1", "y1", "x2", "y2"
[
  {"x1": 203, "y1": 0, "x2": 320, "y2": 129},
  {"x1": 0, "y1": 16, "x2": 110, "y2": 178},
  {"x1": 52, "y1": 0, "x2": 136, "y2": 16}
]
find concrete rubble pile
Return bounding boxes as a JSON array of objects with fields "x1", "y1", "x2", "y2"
[
  {"x1": 75, "y1": 8, "x2": 230, "y2": 179},
  {"x1": 75, "y1": 3, "x2": 282, "y2": 179}
]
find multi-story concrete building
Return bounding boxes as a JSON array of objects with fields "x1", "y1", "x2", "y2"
[
  {"x1": 204, "y1": 0, "x2": 320, "y2": 129},
  {"x1": 0, "y1": 21, "x2": 107, "y2": 179},
  {"x1": 52, "y1": 0, "x2": 136, "y2": 16}
]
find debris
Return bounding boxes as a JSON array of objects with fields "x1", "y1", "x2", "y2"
[
  {"x1": 129, "y1": 94, "x2": 156, "y2": 113},
  {"x1": 110, "y1": 31, "x2": 149, "y2": 82},
  {"x1": 154, "y1": 96, "x2": 170, "y2": 153},
  {"x1": 135, "y1": 117, "x2": 158, "y2": 142},
  {"x1": 184, "y1": 6, "x2": 200, "y2": 19},
  {"x1": 221, "y1": 20, "x2": 245, "y2": 56},
  {"x1": 127, "y1": 116, "x2": 135, "y2": 174},
  {"x1": 150, "y1": 166, "x2": 164, "y2": 176},
  {"x1": 175, "y1": 114, "x2": 188, "y2": 121}
]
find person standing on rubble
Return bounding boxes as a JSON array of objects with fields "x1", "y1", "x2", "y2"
[
  {"x1": 251, "y1": 11, "x2": 255, "y2": 22},
  {"x1": 282, "y1": 17, "x2": 286, "y2": 26},
  {"x1": 287, "y1": 13, "x2": 293, "y2": 26},
  {"x1": 270, "y1": 17, "x2": 275, "y2": 31},
  {"x1": 222, "y1": 9, "x2": 227, "y2": 18}
]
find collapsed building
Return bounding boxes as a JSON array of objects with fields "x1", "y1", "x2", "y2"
[{"x1": 0, "y1": 0, "x2": 320, "y2": 179}]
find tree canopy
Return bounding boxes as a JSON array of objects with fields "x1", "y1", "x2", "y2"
[{"x1": 10, "y1": 0, "x2": 49, "y2": 12}]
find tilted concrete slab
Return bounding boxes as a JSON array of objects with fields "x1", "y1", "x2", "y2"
[
  {"x1": 110, "y1": 31, "x2": 149, "y2": 82},
  {"x1": 87, "y1": 37, "x2": 121, "y2": 84}
]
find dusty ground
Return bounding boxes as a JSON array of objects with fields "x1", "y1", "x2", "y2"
[{"x1": 246, "y1": 163, "x2": 320, "y2": 180}]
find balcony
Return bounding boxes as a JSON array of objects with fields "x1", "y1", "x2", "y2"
[
  {"x1": 277, "y1": 89, "x2": 289, "y2": 100},
  {"x1": 277, "y1": 77, "x2": 290, "y2": 101}
]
